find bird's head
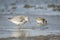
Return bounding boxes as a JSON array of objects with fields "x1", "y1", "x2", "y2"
[{"x1": 24, "y1": 16, "x2": 28, "y2": 22}]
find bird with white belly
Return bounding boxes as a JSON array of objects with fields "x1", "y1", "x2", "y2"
[
  {"x1": 36, "y1": 17, "x2": 47, "y2": 26},
  {"x1": 8, "y1": 16, "x2": 28, "y2": 37},
  {"x1": 8, "y1": 16, "x2": 28, "y2": 26}
]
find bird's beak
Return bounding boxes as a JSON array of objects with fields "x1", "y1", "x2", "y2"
[
  {"x1": 8, "y1": 18, "x2": 12, "y2": 20},
  {"x1": 8, "y1": 18, "x2": 12, "y2": 22}
]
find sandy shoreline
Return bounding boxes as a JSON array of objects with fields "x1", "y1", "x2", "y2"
[{"x1": 0, "y1": 35, "x2": 60, "y2": 40}]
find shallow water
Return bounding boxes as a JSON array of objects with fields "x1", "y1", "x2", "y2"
[
  {"x1": 0, "y1": 0, "x2": 60, "y2": 39},
  {"x1": 0, "y1": 15, "x2": 60, "y2": 38}
]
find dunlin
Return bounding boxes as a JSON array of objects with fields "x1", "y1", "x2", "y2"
[
  {"x1": 36, "y1": 17, "x2": 47, "y2": 26},
  {"x1": 8, "y1": 16, "x2": 28, "y2": 26}
]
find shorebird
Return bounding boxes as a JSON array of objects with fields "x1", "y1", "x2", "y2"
[
  {"x1": 8, "y1": 16, "x2": 28, "y2": 26},
  {"x1": 36, "y1": 17, "x2": 47, "y2": 26},
  {"x1": 8, "y1": 16, "x2": 28, "y2": 38}
]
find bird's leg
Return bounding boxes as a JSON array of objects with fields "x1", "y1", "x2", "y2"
[
  {"x1": 18, "y1": 24, "x2": 26, "y2": 40},
  {"x1": 18, "y1": 24, "x2": 28, "y2": 40},
  {"x1": 19, "y1": 25, "x2": 27, "y2": 40},
  {"x1": 29, "y1": 18, "x2": 31, "y2": 24},
  {"x1": 16, "y1": 24, "x2": 22, "y2": 39},
  {"x1": 17, "y1": 24, "x2": 21, "y2": 33},
  {"x1": 19, "y1": 24, "x2": 25, "y2": 37},
  {"x1": 18, "y1": 24, "x2": 22, "y2": 29}
]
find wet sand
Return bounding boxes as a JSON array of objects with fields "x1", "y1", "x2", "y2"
[{"x1": 0, "y1": 35, "x2": 60, "y2": 40}]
